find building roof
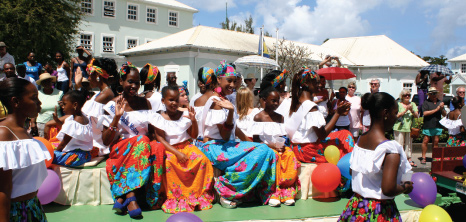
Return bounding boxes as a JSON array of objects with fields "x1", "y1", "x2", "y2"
[
  {"x1": 448, "y1": 53, "x2": 466, "y2": 62},
  {"x1": 141, "y1": 0, "x2": 198, "y2": 12},
  {"x1": 321, "y1": 35, "x2": 429, "y2": 67}
]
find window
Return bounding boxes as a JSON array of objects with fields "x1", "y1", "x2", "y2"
[
  {"x1": 103, "y1": 1, "x2": 116, "y2": 18},
  {"x1": 127, "y1": 4, "x2": 138, "y2": 21},
  {"x1": 102, "y1": 36, "x2": 115, "y2": 53},
  {"x1": 462, "y1": 64, "x2": 466, "y2": 74},
  {"x1": 127, "y1": 38, "x2": 138, "y2": 49},
  {"x1": 81, "y1": 0, "x2": 93, "y2": 14},
  {"x1": 403, "y1": 82, "x2": 413, "y2": 93},
  {"x1": 168, "y1": 11, "x2": 178, "y2": 27},
  {"x1": 146, "y1": 7, "x2": 157, "y2": 24},
  {"x1": 80, "y1": 33, "x2": 93, "y2": 51}
]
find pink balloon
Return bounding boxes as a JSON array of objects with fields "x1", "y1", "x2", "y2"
[{"x1": 37, "y1": 169, "x2": 61, "y2": 205}]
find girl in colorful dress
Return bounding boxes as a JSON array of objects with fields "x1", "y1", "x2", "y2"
[
  {"x1": 140, "y1": 63, "x2": 163, "y2": 112},
  {"x1": 249, "y1": 82, "x2": 300, "y2": 207},
  {"x1": 193, "y1": 67, "x2": 217, "y2": 141},
  {"x1": 190, "y1": 67, "x2": 212, "y2": 107},
  {"x1": 80, "y1": 58, "x2": 117, "y2": 156},
  {"x1": 196, "y1": 60, "x2": 277, "y2": 209},
  {"x1": 151, "y1": 85, "x2": 214, "y2": 214},
  {"x1": 236, "y1": 87, "x2": 261, "y2": 139},
  {"x1": 178, "y1": 80, "x2": 189, "y2": 112},
  {"x1": 440, "y1": 96, "x2": 465, "y2": 147},
  {"x1": 102, "y1": 63, "x2": 165, "y2": 219},
  {"x1": 52, "y1": 90, "x2": 93, "y2": 167},
  {"x1": 0, "y1": 78, "x2": 51, "y2": 221},
  {"x1": 338, "y1": 92, "x2": 413, "y2": 221}
]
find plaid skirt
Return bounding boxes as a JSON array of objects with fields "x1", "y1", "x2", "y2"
[
  {"x1": 10, "y1": 196, "x2": 47, "y2": 222},
  {"x1": 338, "y1": 193, "x2": 402, "y2": 222}
]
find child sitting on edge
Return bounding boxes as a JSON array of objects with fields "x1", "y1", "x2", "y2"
[{"x1": 52, "y1": 90, "x2": 93, "y2": 167}]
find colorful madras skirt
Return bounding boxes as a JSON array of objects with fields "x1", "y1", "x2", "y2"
[
  {"x1": 162, "y1": 140, "x2": 214, "y2": 214},
  {"x1": 106, "y1": 135, "x2": 165, "y2": 208},
  {"x1": 10, "y1": 196, "x2": 47, "y2": 222},
  {"x1": 446, "y1": 134, "x2": 466, "y2": 147},
  {"x1": 270, "y1": 147, "x2": 300, "y2": 202},
  {"x1": 200, "y1": 140, "x2": 277, "y2": 204},
  {"x1": 290, "y1": 129, "x2": 354, "y2": 163},
  {"x1": 337, "y1": 193, "x2": 402, "y2": 222},
  {"x1": 53, "y1": 149, "x2": 92, "y2": 167}
]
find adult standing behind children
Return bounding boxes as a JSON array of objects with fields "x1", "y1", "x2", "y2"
[
  {"x1": 0, "y1": 42, "x2": 15, "y2": 78},
  {"x1": 421, "y1": 87, "x2": 446, "y2": 165},
  {"x1": 70, "y1": 46, "x2": 92, "y2": 87},
  {"x1": 361, "y1": 79, "x2": 380, "y2": 133},
  {"x1": 23, "y1": 52, "x2": 42, "y2": 81}
]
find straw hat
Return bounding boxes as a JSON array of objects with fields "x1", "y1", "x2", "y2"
[
  {"x1": 245, "y1": 73, "x2": 257, "y2": 80},
  {"x1": 427, "y1": 87, "x2": 438, "y2": 94},
  {"x1": 36, "y1": 73, "x2": 57, "y2": 85}
]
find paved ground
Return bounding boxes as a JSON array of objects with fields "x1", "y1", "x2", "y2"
[{"x1": 409, "y1": 142, "x2": 446, "y2": 172}]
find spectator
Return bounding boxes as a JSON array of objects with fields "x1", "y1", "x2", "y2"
[
  {"x1": 165, "y1": 72, "x2": 178, "y2": 87},
  {"x1": 393, "y1": 89, "x2": 419, "y2": 167},
  {"x1": 421, "y1": 87, "x2": 446, "y2": 165},
  {"x1": 450, "y1": 87, "x2": 466, "y2": 111},
  {"x1": 333, "y1": 87, "x2": 351, "y2": 130},
  {"x1": 226, "y1": 72, "x2": 243, "y2": 105},
  {"x1": 429, "y1": 71, "x2": 451, "y2": 102},
  {"x1": 32, "y1": 73, "x2": 63, "y2": 137},
  {"x1": 23, "y1": 52, "x2": 43, "y2": 81},
  {"x1": 0, "y1": 42, "x2": 15, "y2": 78},
  {"x1": 346, "y1": 81, "x2": 362, "y2": 140},
  {"x1": 440, "y1": 96, "x2": 465, "y2": 147},
  {"x1": 244, "y1": 73, "x2": 260, "y2": 108},
  {"x1": 55, "y1": 51, "x2": 71, "y2": 93},
  {"x1": 361, "y1": 78, "x2": 380, "y2": 132},
  {"x1": 3, "y1": 63, "x2": 16, "y2": 79},
  {"x1": 70, "y1": 45, "x2": 92, "y2": 86},
  {"x1": 315, "y1": 75, "x2": 330, "y2": 118},
  {"x1": 319, "y1": 55, "x2": 341, "y2": 69},
  {"x1": 415, "y1": 70, "x2": 429, "y2": 116},
  {"x1": 16, "y1": 64, "x2": 37, "y2": 88}
]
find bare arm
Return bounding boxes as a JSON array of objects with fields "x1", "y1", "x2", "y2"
[
  {"x1": 423, "y1": 102, "x2": 444, "y2": 116},
  {"x1": 69, "y1": 58, "x2": 75, "y2": 88},
  {"x1": 55, "y1": 134, "x2": 72, "y2": 151},
  {"x1": 0, "y1": 169, "x2": 12, "y2": 221},
  {"x1": 381, "y1": 154, "x2": 413, "y2": 197},
  {"x1": 184, "y1": 107, "x2": 198, "y2": 139},
  {"x1": 63, "y1": 62, "x2": 71, "y2": 85},
  {"x1": 235, "y1": 127, "x2": 252, "y2": 142},
  {"x1": 154, "y1": 126, "x2": 188, "y2": 163}
]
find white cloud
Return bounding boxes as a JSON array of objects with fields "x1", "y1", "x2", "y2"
[
  {"x1": 430, "y1": 0, "x2": 466, "y2": 53},
  {"x1": 177, "y1": 0, "x2": 236, "y2": 12},
  {"x1": 446, "y1": 45, "x2": 466, "y2": 59}
]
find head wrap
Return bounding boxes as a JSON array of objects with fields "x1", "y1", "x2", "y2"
[
  {"x1": 86, "y1": 58, "x2": 109, "y2": 79},
  {"x1": 271, "y1": 69, "x2": 288, "y2": 88},
  {"x1": 201, "y1": 67, "x2": 214, "y2": 86},
  {"x1": 179, "y1": 80, "x2": 189, "y2": 96},
  {"x1": 119, "y1": 61, "x2": 137, "y2": 77},
  {"x1": 143, "y1": 63, "x2": 159, "y2": 85},
  {"x1": 214, "y1": 60, "x2": 237, "y2": 77},
  {"x1": 300, "y1": 66, "x2": 317, "y2": 86}
]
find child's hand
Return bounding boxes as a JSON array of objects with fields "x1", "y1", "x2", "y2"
[
  {"x1": 213, "y1": 97, "x2": 234, "y2": 111},
  {"x1": 53, "y1": 106, "x2": 60, "y2": 122},
  {"x1": 115, "y1": 95, "x2": 126, "y2": 118},
  {"x1": 176, "y1": 151, "x2": 189, "y2": 163},
  {"x1": 183, "y1": 106, "x2": 196, "y2": 122}
]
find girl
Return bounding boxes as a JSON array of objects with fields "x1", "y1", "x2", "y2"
[
  {"x1": 440, "y1": 96, "x2": 465, "y2": 147},
  {"x1": 195, "y1": 60, "x2": 276, "y2": 209},
  {"x1": 249, "y1": 83, "x2": 300, "y2": 207},
  {"x1": 193, "y1": 67, "x2": 217, "y2": 141},
  {"x1": 80, "y1": 58, "x2": 117, "y2": 156},
  {"x1": 23, "y1": 52, "x2": 42, "y2": 81},
  {"x1": 101, "y1": 63, "x2": 165, "y2": 219},
  {"x1": 338, "y1": 92, "x2": 413, "y2": 221},
  {"x1": 140, "y1": 63, "x2": 163, "y2": 112},
  {"x1": 236, "y1": 87, "x2": 261, "y2": 138},
  {"x1": 314, "y1": 75, "x2": 330, "y2": 118},
  {"x1": 51, "y1": 90, "x2": 93, "y2": 167},
  {"x1": 70, "y1": 45, "x2": 93, "y2": 85},
  {"x1": 190, "y1": 67, "x2": 212, "y2": 107},
  {"x1": 332, "y1": 87, "x2": 351, "y2": 131},
  {"x1": 0, "y1": 78, "x2": 50, "y2": 221},
  {"x1": 151, "y1": 85, "x2": 214, "y2": 214},
  {"x1": 178, "y1": 80, "x2": 189, "y2": 111},
  {"x1": 55, "y1": 51, "x2": 71, "y2": 93}
]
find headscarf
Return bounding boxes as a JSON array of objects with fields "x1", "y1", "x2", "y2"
[
  {"x1": 119, "y1": 61, "x2": 137, "y2": 77},
  {"x1": 143, "y1": 63, "x2": 159, "y2": 85},
  {"x1": 86, "y1": 58, "x2": 109, "y2": 79},
  {"x1": 300, "y1": 66, "x2": 317, "y2": 86},
  {"x1": 271, "y1": 69, "x2": 288, "y2": 88},
  {"x1": 214, "y1": 60, "x2": 236, "y2": 77},
  {"x1": 179, "y1": 80, "x2": 189, "y2": 96},
  {"x1": 201, "y1": 67, "x2": 214, "y2": 86}
]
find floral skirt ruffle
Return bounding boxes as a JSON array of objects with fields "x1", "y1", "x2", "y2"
[
  {"x1": 10, "y1": 196, "x2": 47, "y2": 222},
  {"x1": 106, "y1": 135, "x2": 165, "y2": 208},
  {"x1": 162, "y1": 140, "x2": 214, "y2": 214},
  {"x1": 52, "y1": 149, "x2": 92, "y2": 167},
  {"x1": 270, "y1": 147, "x2": 300, "y2": 202},
  {"x1": 446, "y1": 134, "x2": 466, "y2": 147},
  {"x1": 200, "y1": 140, "x2": 277, "y2": 204},
  {"x1": 291, "y1": 130, "x2": 354, "y2": 163},
  {"x1": 338, "y1": 193, "x2": 401, "y2": 222}
]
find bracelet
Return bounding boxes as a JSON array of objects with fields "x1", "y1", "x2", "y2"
[
  {"x1": 223, "y1": 122, "x2": 234, "y2": 130},
  {"x1": 109, "y1": 126, "x2": 118, "y2": 132}
]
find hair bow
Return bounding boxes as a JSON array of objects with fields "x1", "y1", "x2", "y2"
[
  {"x1": 300, "y1": 66, "x2": 317, "y2": 86},
  {"x1": 144, "y1": 63, "x2": 159, "y2": 84},
  {"x1": 271, "y1": 69, "x2": 288, "y2": 88},
  {"x1": 86, "y1": 58, "x2": 109, "y2": 79},
  {"x1": 202, "y1": 67, "x2": 214, "y2": 86},
  {"x1": 215, "y1": 60, "x2": 236, "y2": 77},
  {"x1": 179, "y1": 80, "x2": 189, "y2": 96},
  {"x1": 119, "y1": 61, "x2": 137, "y2": 77}
]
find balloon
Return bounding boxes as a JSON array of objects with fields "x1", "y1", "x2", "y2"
[
  {"x1": 34, "y1": 137, "x2": 54, "y2": 168},
  {"x1": 37, "y1": 169, "x2": 61, "y2": 205},
  {"x1": 166, "y1": 212, "x2": 203, "y2": 222},
  {"x1": 337, "y1": 152, "x2": 352, "y2": 179},
  {"x1": 324, "y1": 145, "x2": 340, "y2": 165},
  {"x1": 419, "y1": 205, "x2": 452, "y2": 222},
  {"x1": 311, "y1": 163, "x2": 341, "y2": 192},
  {"x1": 408, "y1": 172, "x2": 437, "y2": 207},
  {"x1": 463, "y1": 154, "x2": 466, "y2": 168}
]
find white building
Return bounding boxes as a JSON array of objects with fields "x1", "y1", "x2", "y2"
[
  {"x1": 77, "y1": 0, "x2": 197, "y2": 64},
  {"x1": 448, "y1": 53, "x2": 466, "y2": 93},
  {"x1": 118, "y1": 25, "x2": 429, "y2": 99}
]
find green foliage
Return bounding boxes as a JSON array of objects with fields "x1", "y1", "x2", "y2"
[
  {"x1": 0, "y1": 0, "x2": 82, "y2": 65},
  {"x1": 220, "y1": 15, "x2": 255, "y2": 34}
]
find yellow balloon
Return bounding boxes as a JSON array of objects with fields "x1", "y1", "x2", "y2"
[
  {"x1": 419, "y1": 205, "x2": 452, "y2": 222},
  {"x1": 324, "y1": 145, "x2": 340, "y2": 165}
]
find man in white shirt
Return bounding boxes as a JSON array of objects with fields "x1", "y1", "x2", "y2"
[
  {"x1": 0, "y1": 42, "x2": 15, "y2": 78},
  {"x1": 361, "y1": 78, "x2": 380, "y2": 132}
]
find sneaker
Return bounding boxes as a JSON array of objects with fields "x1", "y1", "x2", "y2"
[
  {"x1": 268, "y1": 199, "x2": 281, "y2": 207},
  {"x1": 284, "y1": 199, "x2": 295, "y2": 206}
]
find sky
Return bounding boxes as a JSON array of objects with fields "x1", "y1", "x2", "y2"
[{"x1": 177, "y1": 0, "x2": 466, "y2": 61}]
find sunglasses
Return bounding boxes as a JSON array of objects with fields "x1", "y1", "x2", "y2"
[
  {"x1": 370, "y1": 83, "x2": 378, "y2": 86},
  {"x1": 458, "y1": 91, "x2": 465, "y2": 94},
  {"x1": 428, "y1": 92, "x2": 438, "y2": 95},
  {"x1": 403, "y1": 94, "x2": 411, "y2": 97},
  {"x1": 348, "y1": 86, "x2": 355, "y2": 89}
]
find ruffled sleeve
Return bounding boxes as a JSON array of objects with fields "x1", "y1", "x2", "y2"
[
  {"x1": 56, "y1": 116, "x2": 93, "y2": 141},
  {"x1": 82, "y1": 97, "x2": 105, "y2": 118},
  {"x1": 0, "y1": 139, "x2": 51, "y2": 171},
  {"x1": 205, "y1": 109, "x2": 227, "y2": 126},
  {"x1": 300, "y1": 110, "x2": 326, "y2": 130},
  {"x1": 248, "y1": 121, "x2": 286, "y2": 137},
  {"x1": 439, "y1": 117, "x2": 463, "y2": 130},
  {"x1": 351, "y1": 141, "x2": 411, "y2": 174},
  {"x1": 149, "y1": 111, "x2": 192, "y2": 134}
]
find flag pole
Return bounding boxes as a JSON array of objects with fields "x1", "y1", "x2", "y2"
[
  {"x1": 260, "y1": 26, "x2": 264, "y2": 80},
  {"x1": 275, "y1": 28, "x2": 279, "y2": 68}
]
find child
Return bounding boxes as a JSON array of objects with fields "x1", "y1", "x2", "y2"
[
  {"x1": 52, "y1": 90, "x2": 93, "y2": 167},
  {"x1": 249, "y1": 84, "x2": 300, "y2": 207},
  {"x1": 440, "y1": 96, "x2": 465, "y2": 147},
  {"x1": 151, "y1": 85, "x2": 214, "y2": 214},
  {"x1": 178, "y1": 80, "x2": 189, "y2": 111},
  {"x1": 236, "y1": 87, "x2": 261, "y2": 138},
  {"x1": 338, "y1": 92, "x2": 413, "y2": 221},
  {"x1": 0, "y1": 78, "x2": 51, "y2": 221}
]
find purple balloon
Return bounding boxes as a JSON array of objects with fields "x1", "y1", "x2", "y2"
[
  {"x1": 408, "y1": 172, "x2": 437, "y2": 207},
  {"x1": 166, "y1": 212, "x2": 203, "y2": 222},
  {"x1": 37, "y1": 169, "x2": 62, "y2": 205},
  {"x1": 463, "y1": 154, "x2": 466, "y2": 168}
]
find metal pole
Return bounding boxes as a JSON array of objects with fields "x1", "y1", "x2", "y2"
[{"x1": 260, "y1": 26, "x2": 263, "y2": 79}]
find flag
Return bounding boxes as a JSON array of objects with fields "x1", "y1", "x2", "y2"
[{"x1": 258, "y1": 29, "x2": 270, "y2": 58}]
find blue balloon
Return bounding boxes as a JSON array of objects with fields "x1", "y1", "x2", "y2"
[
  {"x1": 166, "y1": 212, "x2": 203, "y2": 222},
  {"x1": 337, "y1": 152, "x2": 352, "y2": 179}
]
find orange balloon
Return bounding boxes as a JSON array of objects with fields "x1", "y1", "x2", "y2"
[{"x1": 34, "y1": 137, "x2": 54, "y2": 168}]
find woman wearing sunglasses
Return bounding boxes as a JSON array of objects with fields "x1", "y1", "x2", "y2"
[{"x1": 393, "y1": 89, "x2": 418, "y2": 167}]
